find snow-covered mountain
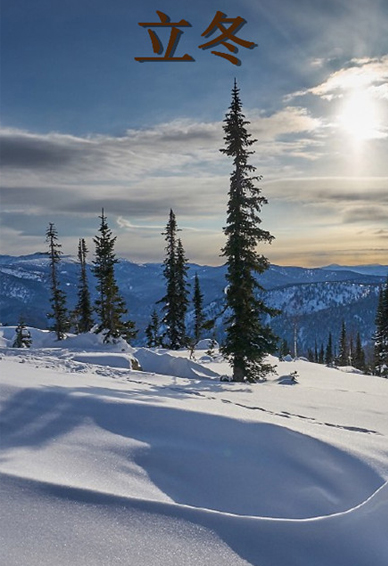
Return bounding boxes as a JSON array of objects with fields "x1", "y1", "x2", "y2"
[{"x1": 0, "y1": 253, "x2": 387, "y2": 353}]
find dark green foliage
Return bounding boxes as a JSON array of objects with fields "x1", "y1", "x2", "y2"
[
  {"x1": 325, "y1": 332, "x2": 333, "y2": 366},
  {"x1": 13, "y1": 317, "x2": 32, "y2": 348},
  {"x1": 145, "y1": 309, "x2": 162, "y2": 348},
  {"x1": 159, "y1": 210, "x2": 190, "y2": 349},
  {"x1": 46, "y1": 223, "x2": 69, "y2": 340},
  {"x1": 220, "y1": 80, "x2": 278, "y2": 382},
  {"x1": 74, "y1": 238, "x2": 94, "y2": 333},
  {"x1": 193, "y1": 273, "x2": 206, "y2": 344},
  {"x1": 337, "y1": 320, "x2": 348, "y2": 366},
  {"x1": 92, "y1": 210, "x2": 137, "y2": 343},
  {"x1": 373, "y1": 279, "x2": 388, "y2": 376}
]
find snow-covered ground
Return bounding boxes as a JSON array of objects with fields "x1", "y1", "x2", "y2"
[{"x1": 0, "y1": 328, "x2": 387, "y2": 565}]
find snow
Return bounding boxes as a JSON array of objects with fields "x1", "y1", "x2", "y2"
[{"x1": 1, "y1": 328, "x2": 388, "y2": 565}]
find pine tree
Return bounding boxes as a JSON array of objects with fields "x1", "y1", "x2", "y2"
[
  {"x1": 145, "y1": 309, "x2": 162, "y2": 348},
  {"x1": 175, "y1": 238, "x2": 190, "y2": 345},
  {"x1": 13, "y1": 317, "x2": 32, "y2": 348},
  {"x1": 92, "y1": 209, "x2": 137, "y2": 343},
  {"x1": 159, "y1": 210, "x2": 189, "y2": 349},
  {"x1": 220, "y1": 80, "x2": 278, "y2": 382},
  {"x1": 374, "y1": 279, "x2": 388, "y2": 376},
  {"x1": 74, "y1": 238, "x2": 93, "y2": 333},
  {"x1": 337, "y1": 320, "x2": 348, "y2": 366},
  {"x1": 46, "y1": 223, "x2": 69, "y2": 340},
  {"x1": 325, "y1": 332, "x2": 333, "y2": 366},
  {"x1": 193, "y1": 273, "x2": 205, "y2": 344}
]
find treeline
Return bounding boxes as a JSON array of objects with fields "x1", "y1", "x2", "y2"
[
  {"x1": 42, "y1": 209, "x2": 214, "y2": 349},
  {"x1": 278, "y1": 298, "x2": 388, "y2": 376}
]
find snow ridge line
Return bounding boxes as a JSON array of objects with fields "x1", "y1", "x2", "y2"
[{"x1": 1, "y1": 471, "x2": 387, "y2": 523}]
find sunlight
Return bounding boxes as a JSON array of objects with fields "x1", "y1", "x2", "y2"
[{"x1": 338, "y1": 90, "x2": 380, "y2": 141}]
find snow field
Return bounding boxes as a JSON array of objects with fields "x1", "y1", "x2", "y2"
[{"x1": 0, "y1": 327, "x2": 387, "y2": 565}]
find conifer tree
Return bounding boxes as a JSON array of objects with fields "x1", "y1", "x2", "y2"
[
  {"x1": 337, "y1": 320, "x2": 348, "y2": 366},
  {"x1": 175, "y1": 238, "x2": 190, "y2": 344},
  {"x1": 92, "y1": 209, "x2": 137, "y2": 343},
  {"x1": 46, "y1": 223, "x2": 69, "y2": 340},
  {"x1": 325, "y1": 332, "x2": 333, "y2": 366},
  {"x1": 159, "y1": 210, "x2": 189, "y2": 349},
  {"x1": 145, "y1": 309, "x2": 162, "y2": 348},
  {"x1": 220, "y1": 80, "x2": 278, "y2": 382},
  {"x1": 13, "y1": 317, "x2": 32, "y2": 348},
  {"x1": 74, "y1": 238, "x2": 93, "y2": 333},
  {"x1": 193, "y1": 273, "x2": 205, "y2": 344},
  {"x1": 374, "y1": 279, "x2": 388, "y2": 376}
]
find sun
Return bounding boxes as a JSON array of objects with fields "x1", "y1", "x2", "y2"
[{"x1": 338, "y1": 89, "x2": 380, "y2": 141}]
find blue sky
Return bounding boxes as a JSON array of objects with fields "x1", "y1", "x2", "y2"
[{"x1": 1, "y1": 0, "x2": 388, "y2": 266}]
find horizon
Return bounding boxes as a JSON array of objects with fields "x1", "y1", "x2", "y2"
[
  {"x1": 1, "y1": 249, "x2": 387, "y2": 272},
  {"x1": 1, "y1": 1, "x2": 387, "y2": 266}
]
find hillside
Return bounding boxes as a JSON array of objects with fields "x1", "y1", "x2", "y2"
[
  {"x1": 0, "y1": 329, "x2": 387, "y2": 565},
  {"x1": 0, "y1": 253, "x2": 387, "y2": 353}
]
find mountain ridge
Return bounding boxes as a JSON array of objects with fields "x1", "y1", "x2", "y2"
[{"x1": 1, "y1": 253, "x2": 386, "y2": 356}]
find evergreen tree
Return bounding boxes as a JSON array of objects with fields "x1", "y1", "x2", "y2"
[
  {"x1": 175, "y1": 238, "x2": 190, "y2": 345},
  {"x1": 193, "y1": 273, "x2": 205, "y2": 344},
  {"x1": 354, "y1": 332, "x2": 366, "y2": 372},
  {"x1": 373, "y1": 279, "x2": 388, "y2": 376},
  {"x1": 337, "y1": 320, "x2": 348, "y2": 366},
  {"x1": 74, "y1": 238, "x2": 93, "y2": 333},
  {"x1": 13, "y1": 317, "x2": 32, "y2": 348},
  {"x1": 220, "y1": 80, "x2": 278, "y2": 382},
  {"x1": 92, "y1": 209, "x2": 137, "y2": 343},
  {"x1": 159, "y1": 210, "x2": 189, "y2": 349},
  {"x1": 46, "y1": 223, "x2": 69, "y2": 340},
  {"x1": 325, "y1": 332, "x2": 333, "y2": 366},
  {"x1": 145, "y1": 309, "x2": 162, "y2": 348}
]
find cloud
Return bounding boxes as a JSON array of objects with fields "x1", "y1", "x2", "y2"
[
  {"x1": 291, "y1": 55, "x2": 388, "y2": 100},
  {"x1": 343, "y1": 206, "x2": 388, "y2": 223}
]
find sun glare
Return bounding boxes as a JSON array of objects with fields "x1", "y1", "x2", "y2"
[{"x1": 338, "y1": 90, "x2": 380, "y2": 141}]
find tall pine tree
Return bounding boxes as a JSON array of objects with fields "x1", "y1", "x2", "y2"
[
  {"x1": 337, "y1": 320, "x2": 348, "y2": 366},
  {"x1": 193, "y1": 273, "x2": 205, "y2": 344},
  {"x1": 220, "y1": 80, "x2": 278, "y2": 382},
  {"x1": 75, "y1": 238, "x2": 93, "y2": 333},
  {"x1": 46, "y1": 223, "x2": 69, "y2": 340},
  {"x1": 325, "y1": 332, "x2": 334, "y2": 366},
  {"x1": 92, "y1": 210, "x2": 137, "y2": 343},
  {"x1": 374, "y1": 279, "x2": 388, "y2": 376},
  {"x1": 159, "y1": 210, "x2": 189, "y2": 349}
]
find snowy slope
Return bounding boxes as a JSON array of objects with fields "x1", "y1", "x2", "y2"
[{"x1": 0, "y1": 331, "x2": 387, "y2": 565}]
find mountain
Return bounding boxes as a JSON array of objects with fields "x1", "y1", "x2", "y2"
[{"x1": 0, "y1": 253, "x2": 386, "y2": 356}]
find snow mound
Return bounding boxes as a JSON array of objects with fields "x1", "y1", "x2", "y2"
[
  {"x1": 134, "y1": 348, "x2": 220, "y2": 379},
  {"x1": 196, "y1": 338, "x2": 219, "y2": 350},
  {"x1": 0, "y1": 327, "x2": 134, "y2": 353},
  {"x1": 69, "y1": 352, "x2": 139, "y2": 370}
]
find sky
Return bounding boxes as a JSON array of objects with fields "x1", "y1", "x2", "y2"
[{"x1": 1, "y1": 0, "x2": 388, "y2": 267}]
